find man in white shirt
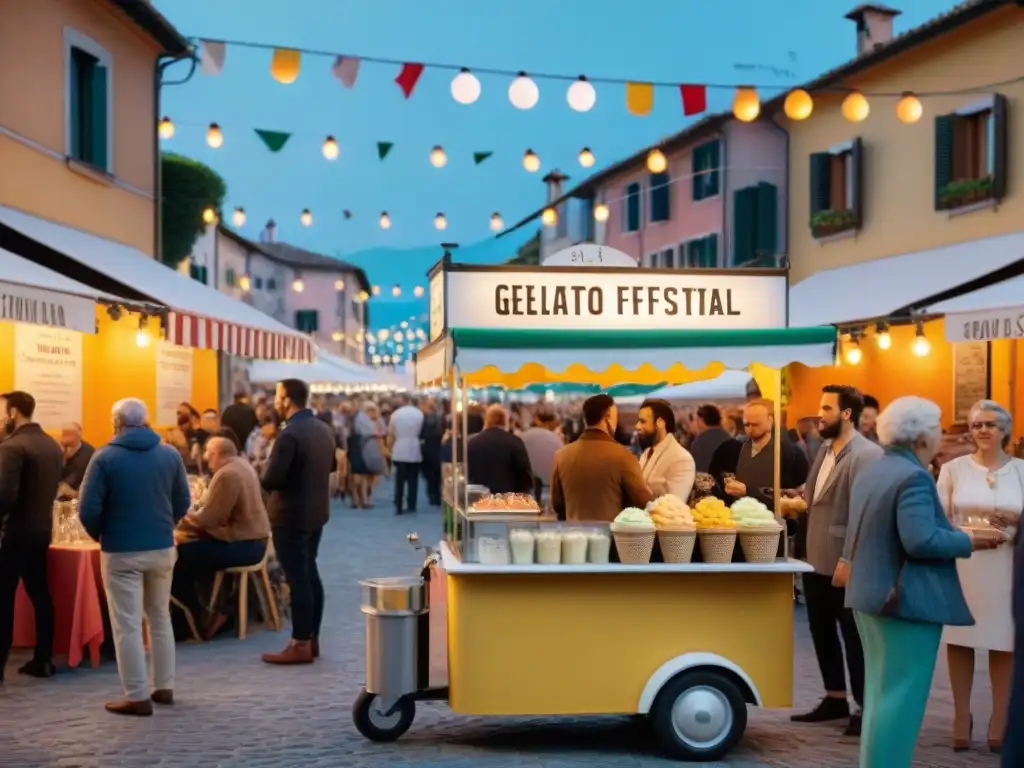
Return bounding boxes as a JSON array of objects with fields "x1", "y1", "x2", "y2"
[
  {"x1": 636, "y1": 398, "x2": 696, "y2": 501},
  {"x1": 387, "y1": 395, "x2": 425, "y2": 515},
  {"x1": 518, "y1": 408, "x2": 564, "y2": 502}
]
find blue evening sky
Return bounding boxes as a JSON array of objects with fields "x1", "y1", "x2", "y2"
[{"x1": 154, "y1": 0, "x2": 958, "y2": 332}]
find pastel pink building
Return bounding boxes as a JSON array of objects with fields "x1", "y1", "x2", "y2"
[{"x1": 524, "y1": 113, "x2": 788, "y2": 268}]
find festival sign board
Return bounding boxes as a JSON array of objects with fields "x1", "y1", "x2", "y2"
[
  {"x1": 944, "y1": 306, "x2": 1024, "y2": 343},
  {"x1": 0, "y1": 281, "x2": 97, "y2": 333}
]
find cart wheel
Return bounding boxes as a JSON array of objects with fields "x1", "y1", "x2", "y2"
[
  {"x1": 352, "y1": 688, "x2": 416, "y2": 742},
  {"x1": 650, "y1": 669, "x2": 747, "y2": 762}
]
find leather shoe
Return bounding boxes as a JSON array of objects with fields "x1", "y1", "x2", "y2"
[
  {"x1": 261, "y1": 640, "x2": 314, "y2": 665},
  {"x1": 105, "y1": 699, "x2": 154, "y2": 717},
  {"x1": 844, "y1": 713, "x2": 862, "y2": 737},
  {"x1": 18, "y1": 660, "x2": 56, "y2": 679},
  {"x1": 791, "y1": 697, "x2": 850, "y2": 723},
  {"x1": 151, "y1": 689, "x2": 174, "y2": 706},
  {"x1": 311, "y1": 637, "x2": 320, "y2": 659}
]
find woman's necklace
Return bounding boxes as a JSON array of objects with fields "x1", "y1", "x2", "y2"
[{"x1": 977, "y1": 452, "x2": 1010, "y2": 489}]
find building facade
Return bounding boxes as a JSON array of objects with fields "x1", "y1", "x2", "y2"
[
  {"x1": 527, "y1": 115, "x2": 787, "y2": 269},
  {"x1": 188, "y1": 221, "x2": 371, "y2": 363},
  {"x1": 0, "y1": 0, "x2": 187, "y2": 255}
]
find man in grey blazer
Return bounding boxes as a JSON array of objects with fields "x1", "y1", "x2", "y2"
[{"x1": 791, "y1": 385, "x2": 882, "y2": 738}]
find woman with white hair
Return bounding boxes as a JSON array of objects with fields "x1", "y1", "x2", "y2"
[
  {"x1": 841, "y1": 396, "x2": 1005, "y2": 767},
  {"x1": 937, "y1": 398, "x2": 1022, "y2": 753}
]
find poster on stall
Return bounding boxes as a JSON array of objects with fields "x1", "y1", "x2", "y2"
[
  {"x1": 155, "y1": 341, "x2": 193, "y2": 427},
  {"x1": 13, "y1": 324, "x2": 83, "y2": 429}
]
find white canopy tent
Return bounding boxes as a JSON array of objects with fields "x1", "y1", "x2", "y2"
[
  {"x1": 616, "y1": 370, "x2": 754, "y2": 405},
  {"x1": 250, "y1": 351, "x2": 411, "y2": 391}
]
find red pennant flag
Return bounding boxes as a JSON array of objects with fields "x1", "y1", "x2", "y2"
[
  {"x1": 679, "y1": 84, "x2": 707, "y2": 116},
  {"x1": 395, "y1": 63, "x2": 425, "y2": 99}
]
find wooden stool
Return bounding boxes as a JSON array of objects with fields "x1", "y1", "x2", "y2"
[{"x1": 208, "y1": 549, "x2": 281, "y2": 640}]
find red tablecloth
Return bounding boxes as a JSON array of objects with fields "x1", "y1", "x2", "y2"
[{"x1": 13, "y1": 545, "x2": 104, "y2": 669}]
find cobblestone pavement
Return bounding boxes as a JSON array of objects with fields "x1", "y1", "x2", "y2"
[{"x1": 0, "y1": 479, "x2": 1007, "y2": 767}]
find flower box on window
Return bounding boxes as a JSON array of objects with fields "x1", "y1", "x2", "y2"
[
  {"x1": 937, "y1": 176, "x2": 994, "y2": 210},
  {"x1": 810, "y1": 209, "x2": 857, "y2": 239}
]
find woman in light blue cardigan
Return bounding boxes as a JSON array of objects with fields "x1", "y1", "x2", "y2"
[{"x1": 840, "y1": 397, "x2": 1004, "y2": 767}]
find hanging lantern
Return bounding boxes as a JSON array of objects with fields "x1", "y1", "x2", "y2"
[
  {"x1": 541, "y1": 207, "x2": 557, "y2": 227},
  {"x1": 270, "y1": 48, "x2": 301, "y2": 84},
  {"x1": 646, "y1": 148, "x2": 667, "y2": 173},
  {"x1": 334, "y1": 278, "x2": 345, "y2": 291},
  {"x1": 508, "y1": 72, "x2": 539, "y2": 110},
  {"x1": 896, "y1": 92, "x2": 923, "y2": 124},
  {"x1": 392, "y1": 284, "x2": 402, "y2": 297},
  {"x1": 842, "y1": 91, "x2": 870, "y2": 123},
  {"x1": 578, "y1": 147, "x2": 595, "y2": 168},
  {"x1": 732, "y1": 87, "x2": 760, "y2": 122},
  {"x1": 783, "y1": 89, "x2": 814, "y2": 121},
  {"x1": 434, "y1": 212, "x2": 448, "y2": 231},
  {"x1": 430, "y1": 145, "x2": 447, "y2": 168},
  {"x1": 594, "y1": 203, "x2": 610, "y2": 222},
  {"x1": 523, "y1": 149, "x2": 541, "y2": 173},
  {"x1": 292, "y1": 277, "x2": 305, "y2": 293},
  {"x1": 566, "y1": 76, "x2": 596, "y2": 112},
  {"x1": 158, "y1": 116, "x2": 175, "y2": 140},
  {"x1": 231, "y1": 207, "x2": 246, "y2": 227},
  {"x1": 413, "y1": 285, "x2": 424, "y2": 297},
  {"x1": 202, "y1": 207, "x2": 217, "y2": 224},
  {"x1": 379, "y1": 211, "x2": 392, "y2": 230},
  {"x1": 450, "y1": 68, "x2": 481, "y2": 105},
  {"x1": 322, "y1": 136, "x2": 340, "y2": 160},
  {"x1": 300, "y1": 208, "x2": 313, "y2": 226},
  {"x1": 206, "y1": 123, "x2": 223, "y2": 148},
  {"x1": 490, "y1": 212, "x2": 504, "y2": 231}
]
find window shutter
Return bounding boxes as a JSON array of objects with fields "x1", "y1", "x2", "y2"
[
  {"x1": 650, "y1": 172, "x2": 670, "y2": 221},
  {"x1": 992, "y1": 94, "x2": 1008, "y2": 201},
  {"x1": 69, "y1": 54, "x2": 82, "y2": 160},
  {"x1": 703, "y1": 233, "x2": 719, "y2": 267},
  {"x1": 754, "y1": 182, "x2": 778, "y2": 257},
  {"x1": 934, "y1": 114, "x2": 954, "y2": 209},
  {"x1": 90, "y1": 64, "x2": 108, "y2": 170},
  {"x1": 707, "y1": 140, "x2": 721, "y2": 197},
  {"x1": 198, "y1": 266, "x2": 208, "y2": 284},
  {"x1": 627, "y1": 183, "x2": 641, "y2": 231},
  {"x1": 308, "y1": 310, "x2": 319, "y2": 332},
  {"x1": 691, "y1": 145, "x2": 705, "y2": 200},
  {"x1": 809, "y1": 152, "x2": 831, "y2": 217},
  {"x1": 687, "y1": 239, "x2": 703, "y2": 268},
  {"x1": 732, "y1": 187, "x2": 755, "y2": 265},
  {"x1": 849, "y1": 138, "x2": 864, "y2": 226}
]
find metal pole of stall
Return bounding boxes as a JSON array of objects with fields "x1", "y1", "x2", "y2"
[
  {"x1": 461, "y1": 374, "x2": 470, "y2": 517},
  {"x1": 773, "y1": 368, "x2": 785, "y2": 559}
]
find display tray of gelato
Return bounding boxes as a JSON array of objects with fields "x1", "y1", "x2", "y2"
[{"x1": 469, "y1": 493, "x2": 542, "y2": 515}]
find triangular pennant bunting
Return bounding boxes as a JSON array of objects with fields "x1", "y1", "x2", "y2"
[
  {"x1": 625, "y1": 82, "x2": 654, "y2": 116},
  {"x1": 679, "y1": 84, "x2": 707, "y2": 116},
  {"x1": 395, "y1": 63, "x2": 425, "y2": 99},
  {"x1": 199, "y1": 40, "x2": 225, "y2": 75},
  {"x1": 331, "y1": 56, "x2": 360, "y2": 88},
  {"x1": 254, "y1": 129, "x2": 292, "y2": 152},
  {"x1": 377, "y1": 141, "x2": 394, "y2": 160},
  {"x1": 473, "y1": 151, "x2": 493, "y2": 165}
]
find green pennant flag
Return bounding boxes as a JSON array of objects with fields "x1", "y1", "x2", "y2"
[
  {"x1": 254, "y1": 129, "x2": 291, "y2": 152},
  {"x1": 377, "y1": 141, "x2": 394, "y2": 160},
  {"x1": 473, "y1": 151, "x2": 493, "y2": 165}
]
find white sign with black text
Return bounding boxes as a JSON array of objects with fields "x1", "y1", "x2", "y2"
[
  {"x1": 155, "y1": 341, "x2": 194, "y2": 427},
  {"x1": 542, "y1": 244, "x2": 637, "y2": 268},
  {"x1": 945, "y1": 307, "x2": 1024, "y2": 343},
  {"x1": 0, "y1": 281, "x2": 96, "y2": 334},
  {"x1": 14, "y1": 324, "x2": 83, "y2": 429},
  {"x1": 444, "y1": 268, "x2": 787, "y2": 331}
]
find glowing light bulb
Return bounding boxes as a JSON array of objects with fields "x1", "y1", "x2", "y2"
[
  {"x1": 413, "y1": 285, "x2": 424, "y2": 297},
  {"x1": 206, "y1": 123, "x2": 223, "y2": 148},
  {"x1": 380, "y1": 211, "x2": 391, "y2": 230},
  {"x1": 372, "y1": 285, "x2": 381, "y2": 296},
  {"x1": 896, "y1": 92, "x2": 923, "y2": 125},
  {"x1": 135, "y1": 330, "x2": 150, "y2": 348},
  {"x1": 158, "y1": 116, "x2": 175, "y2": 140},
  {"x1": 450, "y1": 68, "x2": 481, "y2": 105},
  {"x1": 392, "y1": 284, "x2": 401, "y2": 297},
  {"x1": 912, "y1": 331, "x2": 931, "y2": 357},
  {"x1": 566, "y1": 76, "x2": 596, "y2": 112},
  {"x1": 842, "y1": 91, "x2": 870, "y2": 123},
  {"x1": 239, "y1": 274, "x2": 251, "y2": 292},
  {"x1": 490, "y1": 212, "x2": 504, "y2": 231},
  {"x1": 541, "y1": 207, "x2": 557, "y2": 227},
  {"x1": 202, "y1": 207, "x2": 217, "y2": 224},
  {"x1": 430, "y1": 145, "x2": 447, "y2": 168},
  {"x1": 334, "y1": 279, "x2": 345, "y2": 291},
  {"x1": 646, "y1": 149, "x2": 667, "y2": 173},
  {"x1": 300, "y1": 208, "x2": 313, "y2": 226},
  {"x1": 292, "y1": 277, "x2": 304, "y2": 293},
  {"x1": 508, "y1": 72, "x2": 539, "y2": 110},
  {"x1": 578, "y1": 147, "x2": 595, "y2": 168},
  {"x1": 732, "y1": 87, "x2": 760, "y2": 122},
  {"x1": 523, "y1": 149, "x2": 541, "y2": 173},
  {"x1": 594, "y1": 203, "x2": 610, "y2": 222},
  {"x1": 783, "y1": 90, "x2": 813, "y2": 121},
  {"x1": 232, "y1": 207, "x2": 246, "y2": 227},
  {"x1": 876, "y1": 330, "x2": 892, "y2": 350},
  {"x1": 332, "y1": 331, "x2": 344, "y2": 342},
  {"x1": 434, "y1": 212, "x2": 447, "y2": 231},
  {"x1": 322, "y1": 135, "x2": 340, "y2": 160},
  {"x1": 844, "y1": 343, "x2": 863, "y2": 365}
]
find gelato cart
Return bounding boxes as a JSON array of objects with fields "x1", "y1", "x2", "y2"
[{"x1": 352, "y1": 259, "x2": 835, "y2": 762}]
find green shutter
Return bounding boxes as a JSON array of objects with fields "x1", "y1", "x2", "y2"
[
  {"x1": 691, "y1": 145, "x2": 705, "y2": 200},
  {"x1": 626, "y1": 183, "x2": 641, "y2": 231},
  {"x1": 69, "y1": 53, "x2": 82, "y2": 160},
  {"x1": 89, "y1": 64, "x2": 108, "y2": 170},
  {"x1": 992, "y1": 94, "x2": 1008, "y2": 201},
  {"x1": 706, "y1": 140, "x2": 721, "y2": 196},
  {"x1": 225, "y1": 268, "x2": 236, "y2": 287},
  {"x1": 686, "y1": 239, "x2": 702, "y2": 268},
  {"x1": 809, "y1": 152, "x2": 831, "y2": 217},
  {"x1": 650, "y1": 172, "x2": 670, "y2": 222},
  {"x1": 934, "y1": 114, "x2": 954, "y2": 209},
  {"x1": 849, "y1": 137, "x2": 864, "y2": 225},
  {"x1": 754, "y1": 182, "x2": 778, "y2": 257},
  {"x1": 703, "y1": 233, "x2": 719, "y2": 267},
  {"x1": 732, "y1": 187, "x2": 756, "y2": 265},
  {"x1": 189, "y1": 263, "x2": 200, "y2": 281}
]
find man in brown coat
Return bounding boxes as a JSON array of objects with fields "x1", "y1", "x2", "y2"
[{"x1": 551, "y1": 394, "x2": 653, "y2": 522}]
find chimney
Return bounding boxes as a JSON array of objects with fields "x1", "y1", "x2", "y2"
[
  {"x1": 259, "y1": 218, "x2": 277, "y2": 243},
  {"x1": 542, "y1": 171, "x2": 569, "y2": 204},
  {"x1": 845, "y1": 4, "x2": 901, "y2": 56}
]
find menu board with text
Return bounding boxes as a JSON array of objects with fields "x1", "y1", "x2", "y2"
[
  {"x1": 14, "y1": 325, "x2": 83, "y2": 429},
  {"x1": 155, "y1": 341, "x2": 193, "y2": 427}
]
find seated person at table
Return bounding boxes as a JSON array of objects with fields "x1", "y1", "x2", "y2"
[
  {"x1": 174, "y1": 437, "x2": 270, "y2": 637},
  {"x1": 58, "y1": 422, "x2": 94, "y2": 500}
]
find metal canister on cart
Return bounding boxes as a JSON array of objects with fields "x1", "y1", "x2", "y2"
[{"x1": 359, "y1": 576, "x2": 430, "y2": 699}]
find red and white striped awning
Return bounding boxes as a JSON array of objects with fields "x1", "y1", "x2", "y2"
[{"x1": 166, "y1": 311, "x2": 315, "y2": 362}]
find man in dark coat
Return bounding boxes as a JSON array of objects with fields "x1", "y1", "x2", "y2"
[
  {"x1": 220, "y1": 394, "x2": 257, "y2": 454},
  {"x1": 466, "y1": 405, "x2": 533, "y2": 495},
  {"x1": 260, "y1": 379, "x2": 335, "y2": 665},
  {"x1": 0, "y1": 391, "x2": 64, "y2": 682}
]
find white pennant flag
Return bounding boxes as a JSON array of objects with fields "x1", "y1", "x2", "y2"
[
  {"x1": 331, "y1": 55, "x2": 360, "y2": 88},
  {"x1": 200, "y1": 40, "x2": 226, "y2": 75}
]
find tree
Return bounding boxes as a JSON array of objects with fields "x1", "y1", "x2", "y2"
[
  {"x1": 160, "y1": 153, "x2": 226, "y2": 267},
  {"x1": 506, "y1": 230, "x2": 540, "y2": 265}
]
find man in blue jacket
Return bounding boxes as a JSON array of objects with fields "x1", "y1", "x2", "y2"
[{"x1": 79, "y1": 398, "x2": 190, "y2": 716}]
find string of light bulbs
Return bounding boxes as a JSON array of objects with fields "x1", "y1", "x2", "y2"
[{"x1": 837, "y1": 318, "x2": 935, "y2": 365}]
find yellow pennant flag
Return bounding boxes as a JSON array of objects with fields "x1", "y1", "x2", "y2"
[
  {"x1": 270, "y1": 48, "x2": 301, "y2": 84},
  {"x1": 626, "y1": 82, "x2": 654, "y2": 116}
]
